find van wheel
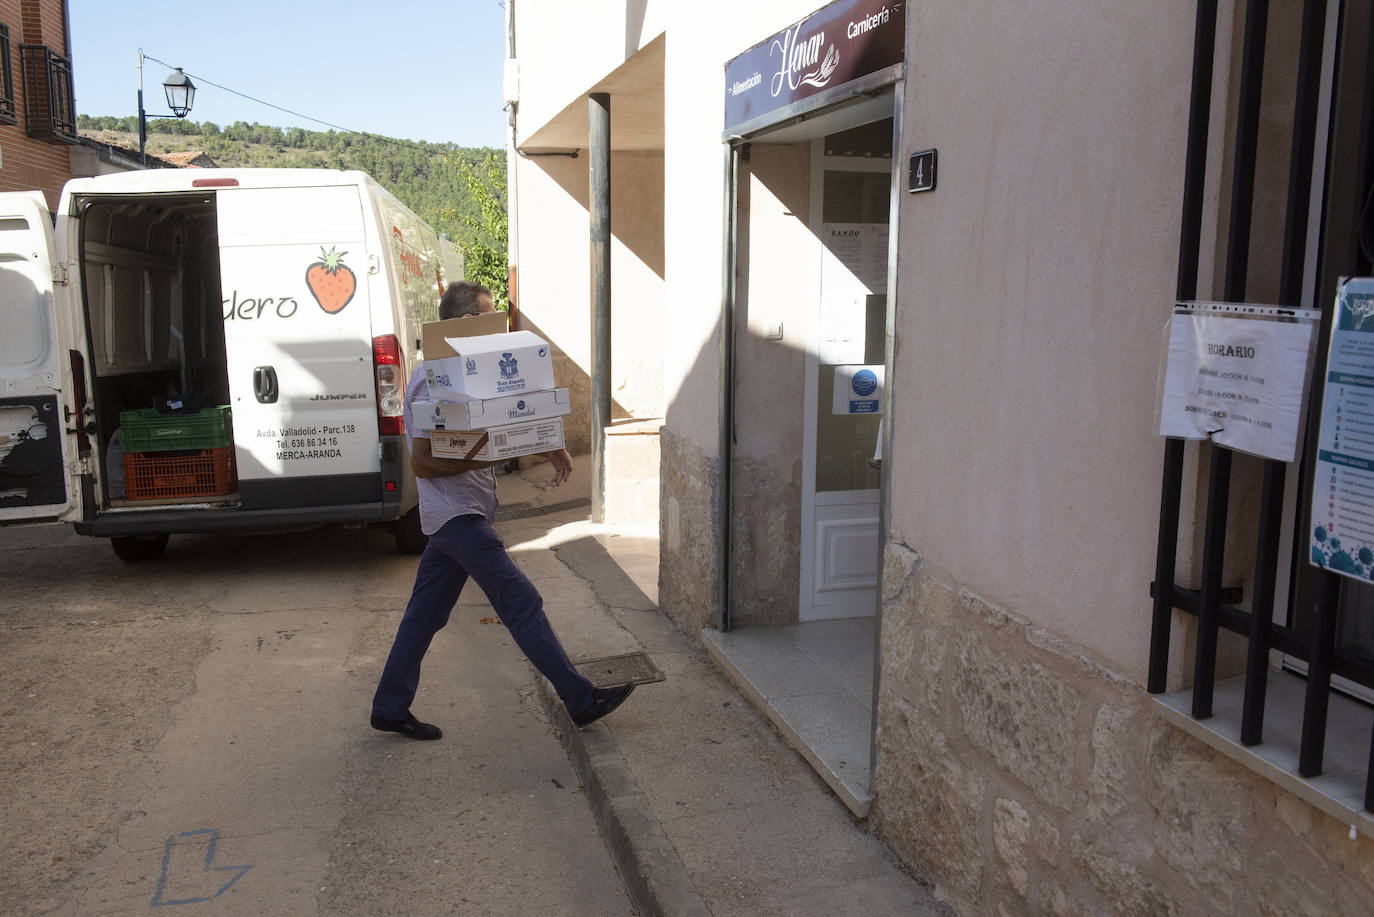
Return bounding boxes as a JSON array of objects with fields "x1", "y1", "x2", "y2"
[
  {"x1": 392, "y1": 508, "x2": 428, "y2": 555},
  {"x1": 111, "y1": 534, "x2": 170, "y2": 562}
]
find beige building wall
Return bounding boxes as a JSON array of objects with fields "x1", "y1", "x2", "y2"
[
  {"x1": 888, "y1": 0, "x2": 1195, "y2": 679},
  {"x1": 729, "y1": 142, "x2": 812, "y2": 626},
  {"x1": 508, "y1": 149, "x2": 665, "y2": 455},
  {"x1": 511, "y1": 0, "x2": 823, "y2": 620},
  {"x1": 511, "y1": 0, "x2": 1374, "y2": 912},
  {"x1": 511, "y1": 1, "x2": 667, "y2": 141},
  {"x1": 874, "y1": 0, "x2": 1374, "y2": 913}
]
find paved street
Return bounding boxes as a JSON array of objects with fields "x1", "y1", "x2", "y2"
[{"x1": 0, "y1": 519, "x2": 633, "y2": 916}]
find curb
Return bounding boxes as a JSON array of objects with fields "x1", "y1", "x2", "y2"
[{"x1": 535, "y1": 678, "x2": 711, "y2": 917}]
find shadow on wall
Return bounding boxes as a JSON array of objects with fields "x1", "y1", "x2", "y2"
[
  {"x1": 527, "y1": 152, "x2": 665, "y2": 279},
  {"x1": 515, "y1": 312, "x2": 635, "y2": 456},
  {"x1": 515, "y1": 150, "x2": 666, "y2": 455},
  {"x1": 657, "y1": 138, "x2": 882, "y2": 630}
]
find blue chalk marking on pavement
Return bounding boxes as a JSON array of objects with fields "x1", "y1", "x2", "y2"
[{"x1": 150, "y1": 829, "x2": 252, "y2": 907}]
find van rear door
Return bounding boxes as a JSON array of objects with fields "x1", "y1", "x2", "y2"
[
  {"x1": 217, "y1": 184, "x2": 382, "y2": 510},
  {"x1": 0, "y1": 191, "x2": 83, "y2": 525}
]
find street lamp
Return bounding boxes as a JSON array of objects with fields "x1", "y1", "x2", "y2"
[{"x1": 137, "y1": 50, "x2": 196, "y2": 165}]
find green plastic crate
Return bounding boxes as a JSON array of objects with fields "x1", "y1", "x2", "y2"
[{"x1": 119, "y1": 406, "x2": 233, "y2": 453}]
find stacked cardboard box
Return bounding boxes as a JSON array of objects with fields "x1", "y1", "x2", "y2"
[{"x1": 414, "y1": 314, "x2": 570, "y2": 461}]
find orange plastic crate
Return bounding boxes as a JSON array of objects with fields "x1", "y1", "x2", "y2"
[{"x1": 123, "y1": 446, "x2": 236, "y2": 501}]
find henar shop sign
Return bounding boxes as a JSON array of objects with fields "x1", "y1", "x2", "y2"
[{"x1": 724, "y1": 0, "x2": 905, "y2": 135}]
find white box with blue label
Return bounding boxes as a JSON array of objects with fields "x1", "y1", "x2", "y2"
[
  {"x1": 422, "y1": 330, "x2": 556, "y2": 401},
  {"x1": 412, "y1": 388, "x2": 571, "y2": 432},
  {"x1": 427, "y1": 416, "x2": 566, "y2": 462}
]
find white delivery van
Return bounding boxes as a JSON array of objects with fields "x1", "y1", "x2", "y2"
[{"x1": 0, "y1": 168, "x2": 461, "y2": 560}]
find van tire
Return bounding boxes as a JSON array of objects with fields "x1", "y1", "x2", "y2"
[
  {"x1": 392, "y1": 508, "x2": 428, "y2": 555},
  {"x1": 111, "y1": 534, "x2": 170, "y2": 562}
]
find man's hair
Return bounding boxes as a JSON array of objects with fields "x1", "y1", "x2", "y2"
[{"x1": 438, "y1": 281, "x2": 494, "y2": 319}]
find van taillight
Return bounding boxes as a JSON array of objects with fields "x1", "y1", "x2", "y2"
[{"x1": 373, "y1": 334, "x2": 405, "y2": 436}]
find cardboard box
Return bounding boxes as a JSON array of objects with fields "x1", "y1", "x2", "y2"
[
  {"x1": 420, "y1": 311, "x2": 508, "y2": 358},
  {"x1": 413, "y1": 388, "x2": 571, "y2": 432},
  {"x1": 427, "y1": 416, "x2": 565, "y2": 462},
  {"x1": 422, "y1": 330, "x2": 556, "y2": 401}
]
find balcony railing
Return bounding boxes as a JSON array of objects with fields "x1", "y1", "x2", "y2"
[{"x1": 19, "y1": 44, "x2": 76, "y2": 142}]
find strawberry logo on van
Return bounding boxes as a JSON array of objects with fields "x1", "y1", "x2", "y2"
[{"x1": 306, "y1": 247, "x2": 357, "y2": 314}]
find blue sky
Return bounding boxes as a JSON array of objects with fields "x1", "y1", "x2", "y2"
[{"x1": 68, "y1": 0, "x2": 509, "y2": 147}]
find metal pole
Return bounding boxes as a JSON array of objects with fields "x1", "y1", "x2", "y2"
[
  {"x1": 1242, "y1": 0, "x2": 1328, "y2": 747},
  {"x1": 589, "y1": 92, "x2": 611, "y2": 523},
  {"x1": 1149, "y1": 0, "x2": 1217, "y2": 695},
  {"x1": 137, "y1": 50, "x2": 146, "y2": 165},
  {"x1": 715, "y1": 142, "x2": 739, "y2": 632},
  {"x1": 505, "y1": 0, "x2": 520, "y2": 325},
  {"x1": 1193, "y1": 0, "x2": 1270, "y2": 720}
]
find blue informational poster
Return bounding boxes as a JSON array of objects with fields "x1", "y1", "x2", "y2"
[
  {"x1": 832, "y1": 364, "x2": 884, "y2": 414},
  {"x1": 1311, "y1": 278, "x2": 1374, "y2": 581}
]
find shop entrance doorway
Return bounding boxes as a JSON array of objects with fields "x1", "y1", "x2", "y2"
[{"x1": 705, "y1": 108, "x2": 897, "y2": 815}]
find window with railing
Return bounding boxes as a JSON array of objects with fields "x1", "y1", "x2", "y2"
[
  {"x1": 0, "y1": 25, "x2": 16, "y2": 125},
  {"x1": 1150, "y1": 0, "x2": 1373, "y2": 821},
  {"x1": 19, "y1": 43, "x2": 76, "y2": 142}
]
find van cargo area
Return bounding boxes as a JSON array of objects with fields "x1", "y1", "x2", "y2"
[{"x1": 76, "y1": 194, "x2": 235, "y2": 509}]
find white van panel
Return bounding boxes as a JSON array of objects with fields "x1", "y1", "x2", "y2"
[
  {"x1": 217, "y1": 186, "x2": 379, "y2": 486},
  {"x1": 371, "y1": 183, "x2": 447, "y2": 363},
  {"x1": 0, "y1": 192, "x2": 80, "y2": 524}
]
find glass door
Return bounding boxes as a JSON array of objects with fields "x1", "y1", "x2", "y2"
[{"x1": 800, "y1": 120, "x2": 892, "y2": 620}]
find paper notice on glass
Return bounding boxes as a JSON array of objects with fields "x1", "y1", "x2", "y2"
[
  {"x1": 1310, "y1": 278, "x2": 1374, "y2": 581},
  {"x1": 1158, "y1": 305, "x2": 1316, "y2": 462},
  {"x1": 819, "y1": 226, "x2": 868, "y2": 364},
  {"x1": 819, "y1": 223, "x2": 887, "y2": 364}
]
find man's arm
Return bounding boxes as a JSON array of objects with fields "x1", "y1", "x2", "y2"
[{"x1": 410, "y1": 435, "x2": 500, "y2": 478}]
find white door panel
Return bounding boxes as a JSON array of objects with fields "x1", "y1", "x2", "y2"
[
  {"x1": 0, "y1": 192, "x2": 80, "y2": 524},
  {"x1": 217, "y1": 186, "x2": 379, "y2": 483},
  {"x1": 815, "y1": 513, "x2": 880, "y2": 596}
]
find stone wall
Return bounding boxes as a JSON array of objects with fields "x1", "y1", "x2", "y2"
[
  {"x1": 873, "y1": 540, "x2": 1374, "y2": 916},
  {"x1": 658, "y1": 426, "x2": 717, "y2": 632},
  {"x1": 727, "y1": 454, "x2": 801, "y2": 627}
]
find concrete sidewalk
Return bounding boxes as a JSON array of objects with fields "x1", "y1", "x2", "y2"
[{"x1": 495, "y1": 457, "x2": 949, "y2": 916}]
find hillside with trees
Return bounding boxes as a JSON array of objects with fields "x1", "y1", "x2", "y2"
[{"x1": 77, "y1": 115, "x2": 510, "y2": 306}]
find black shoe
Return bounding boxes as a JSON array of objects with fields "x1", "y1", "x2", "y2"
[
  {"x1": 572, "y1": 683, "x2": 636, "y2": 728},
  {"x1": 370, "y1": 712, "x2": 442, "y2": 740}
]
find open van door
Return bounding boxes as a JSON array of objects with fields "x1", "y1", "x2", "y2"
[
  {"x1": 0, "y1": 191, "x2": 84, "y2": 525},
  {"x1": 217, "y1": 183, "x2": 384, "y2": 510}
]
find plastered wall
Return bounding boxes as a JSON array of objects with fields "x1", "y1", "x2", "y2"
[
  {"x1": 888, "y1": 0, "x2": 1202, "y2": 679},
  {"x1": 729, "y1": 141, "x2": 811, "y2": 625},
  {"x1": 509, "y1": 148, "x2": 665, "y2": 454}
]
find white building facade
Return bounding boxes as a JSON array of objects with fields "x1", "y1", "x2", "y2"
[{"x1": 506, "y1": 1, "x2": 1374, "y2": 912}]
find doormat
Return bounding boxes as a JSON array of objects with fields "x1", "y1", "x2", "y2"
[{"x1": 573, "y1": 652, "x2": 666, "y2": 688}]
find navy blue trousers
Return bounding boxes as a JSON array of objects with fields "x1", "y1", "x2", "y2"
[{"x1": 372, "y1": 513, "x2": 595, "y2": 721}]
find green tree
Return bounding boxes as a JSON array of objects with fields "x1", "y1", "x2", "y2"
[
  {"x1": 75, "y1": 114, "x2": 507, "y2": 289},
  {"x1": 444, "y1": 151, "x2": 509, "y2": 310}
]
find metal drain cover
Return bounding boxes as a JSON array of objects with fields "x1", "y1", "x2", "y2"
[{"x1": 574, "y1": 652, "x2": 665, "y2": 688}]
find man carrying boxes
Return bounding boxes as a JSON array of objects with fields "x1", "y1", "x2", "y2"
[{"x1": 370, "y1": 281, "x2": 635, "y2": 740}]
